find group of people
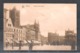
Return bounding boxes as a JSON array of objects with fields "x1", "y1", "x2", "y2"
[{"x1": 19, "y1": 40, "x2": 34, "y2": 50}]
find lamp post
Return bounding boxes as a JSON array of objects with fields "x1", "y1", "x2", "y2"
[
  {"x1": 19, "y1": 32, "x2": 21, "y2": 50},
  {"x1": 12, "y1": 34, "x2": 14, "y2": 49}
]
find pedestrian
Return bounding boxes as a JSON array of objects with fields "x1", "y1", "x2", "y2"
[
  {"x1": 27, "y1": 40, "x2": 34, "y2": 50},
  {"x1": 19, "y1": 40, "x2": 22, "y2": 50},
  {"x1": 6, "y1": 42, "x2": 8, "y2": 48},
  {"x1": 12, "y1": 42, "x2": 14, "y2": 49},
  {"x1": 71, "y1": 41, "x2": 75, "y2": 50}
]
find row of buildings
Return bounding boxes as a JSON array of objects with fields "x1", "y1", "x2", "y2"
[
  {"x1": 4, "y1": 7, "x2": 43, "y2": 47},
  {"x1": 4, "y1": 7, "x2": 77, "y2": 48},
  {"x1": 48, "y1": 30, "x2": 77, "y2": 45}
]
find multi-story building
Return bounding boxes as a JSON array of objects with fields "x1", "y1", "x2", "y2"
[
  {"x1": 4, "y1": 7, "x2": 27, "y2": 47},
  {"x1": 58, "y1": 36, "x2": 65, "y2": 45},
  {"x1": 48, "y1": 32, "x2": 59, "y2": 45},
  {"x1": 13, "y1": 27, "x2": 22, "y2": 43},
  {"x1": 21, "y1": 26, "x2": 27, "y2": 41},
  {"x1": 65, "y1": 29, "x2": 77, "y2": 45},
  {"x1": 41, "y1": 35, "x2": 48, "y2": 44},
  {"x1": 25, "y1": 20, "x2": 41, "y2": 42},
  {"x1": 65, "y1": 29, "x2": 77, "y2": 50},
  {"x1": 25, "y1": 24, "x2": 36, "y2": 40},
  {"x1": 4, "y1": 9, "x2": 14, "y2": 47},
  {"x1": 9, "y1": 7, "x2": 26, "y2": 41}
]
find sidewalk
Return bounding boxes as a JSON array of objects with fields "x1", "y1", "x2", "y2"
[{"x1": 4, "y1": 45, "x2": 73, "y2": 50}]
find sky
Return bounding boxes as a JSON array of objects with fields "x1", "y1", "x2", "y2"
[{"x1": 4, "y1": 3, "x2": 77, "y2": 37}]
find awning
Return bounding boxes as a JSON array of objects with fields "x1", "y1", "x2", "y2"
[
  {"x1": 5, "y1": 39, "x2": 13, "y2": 43},
  {"x1": 14, "y1": 40, "x2": 19, "y2": 43},
  {"x1": 22, "y1": 40, "x2": 27, "y2": 43},
  {"x1": 33, "y1": 41, "x2": 41, "y2": 43}
]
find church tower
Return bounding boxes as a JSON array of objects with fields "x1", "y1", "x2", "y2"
[
  {"x1": 34, "y1": 20, "x2": 40, "y2": 40},
  {"x1": 10, "y1": 7, "x2": 20, "y2": 27}
]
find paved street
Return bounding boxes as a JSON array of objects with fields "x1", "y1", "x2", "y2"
[{"x1": 4, "y1": 45, "x2": 75, "y2": 50}]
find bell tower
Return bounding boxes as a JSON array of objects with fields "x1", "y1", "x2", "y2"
[
  {"x1": 10, "y1": 7, "x2": 20, "y2": 27},
  {"x1": 34, "y1": 20, "x2": 40, "y2": 40}
]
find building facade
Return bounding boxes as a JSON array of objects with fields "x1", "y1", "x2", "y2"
[
  {"x1": 4, "y1": 8, "x2": 26, "y2": 47},
  {"x1": 65, "y1": 29, "x2": 77, "y2": 45},
  {"x1": 4, "y1": 7, "x2": 42, "y2": 47},
  {"x1": 4, "y1": 9, "x2": 14, "y2": 47},
  {"x1": 25, "y1": 20, "x2": 41, "y2": 42},
  {"x1": 48, "y1": 32, "x2": 59, "y2": 45}
]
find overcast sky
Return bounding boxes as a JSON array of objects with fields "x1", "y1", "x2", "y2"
[{"x1": 4, "y1": 3, "x2": 77, "y2": 37}]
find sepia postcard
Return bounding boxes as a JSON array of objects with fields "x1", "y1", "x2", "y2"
[{"x1": 3, "y1": 3, "x2": 77, "y2": 51}]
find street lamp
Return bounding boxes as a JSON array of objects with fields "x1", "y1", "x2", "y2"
[{"x1": 12, "y1": 34, "x2": 14, "y2": 49}]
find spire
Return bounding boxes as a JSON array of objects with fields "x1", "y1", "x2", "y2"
[
  {"x1": 34, "y1": 19, "x2": 40, "y2": 32},
  {"x1": 34, "y1": 19, "x2": 39, "y2": 25}
]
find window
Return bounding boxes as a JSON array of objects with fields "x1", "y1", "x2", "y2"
[
  {"x1": 14, "y1": 29, "x2": 15, "y2": 32},
  {"x1": 8, "y1": 24, "x2": 11, "y2": 27}
]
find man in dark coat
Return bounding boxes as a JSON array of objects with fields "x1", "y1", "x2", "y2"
[
  {"x1": 27, "y1": 40, "x2": 34, "y2": 50},
  {"x1": 19, "y1": 40, "x2": 22, "y2": 50}
]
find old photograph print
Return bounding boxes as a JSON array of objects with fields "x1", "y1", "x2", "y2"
[{"x1": 3, "y1": 3, "x2": 77, "y2": 51}]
